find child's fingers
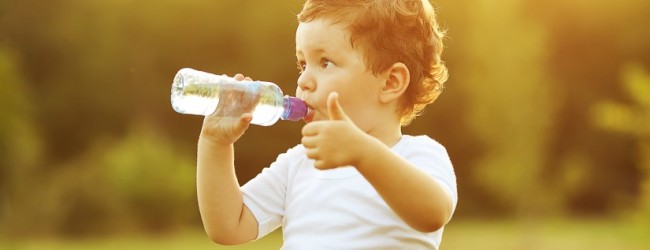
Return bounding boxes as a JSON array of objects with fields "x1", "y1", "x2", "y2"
[
  {"x1": 301, "y1": 122, "x2": 321, "y2": 136},
  {"x1": 234, "y1": 113, "x2": 253, "y2": 133},
  {"x1": 232, "y1": 74, "x2": 253, "y2": 81},
  {"x1": 233, "y1": 73, "x2": 244, "y2": 80},
  {"x1": 305, "y1": 148, "x2": 320, "y2": 160},
  {"x1": 301, "y1": 136, "x2": 317, "y2": 148}
]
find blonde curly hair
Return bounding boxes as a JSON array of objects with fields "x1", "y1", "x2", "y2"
[{"x1": 298, "y1": 0, "x2": 448, "y2": 125}]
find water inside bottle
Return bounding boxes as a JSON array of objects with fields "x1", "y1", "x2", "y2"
[
  {"x1": 212, "y1": 83, "x2": 263, "y2": 118},
  {"x1": 172, "y1": 77, "x2": 285, "y2": 125},
  {"x1": 171, "y1": 68, "x2": 291, "y2": 125},
  {"x1": 171, "y1": 82, "x2": 220, "y2": 116}
]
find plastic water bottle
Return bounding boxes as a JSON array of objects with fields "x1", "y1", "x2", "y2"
[{"x1": 171, "y1": 68, "x2": 309, "y2": 126}]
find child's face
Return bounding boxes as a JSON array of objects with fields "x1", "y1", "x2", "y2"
[{"x1": 295, "y1": 19, "x2": 387, "y2": 131}]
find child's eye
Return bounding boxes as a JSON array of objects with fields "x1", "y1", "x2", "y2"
[
  {"x1": 321, "y1": 59, "x2": 334, "y2": 69},
  {"x1": 296, "y1": 61, "x2": 306, "y2": 75}
]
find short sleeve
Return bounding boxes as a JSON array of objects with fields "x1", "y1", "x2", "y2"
[
  {"x1": 400, "y1": 136, "x2": 458, "y2": 213},
  {"x1": 241, "y1": 146, "x2": 299, "y2": 239}
]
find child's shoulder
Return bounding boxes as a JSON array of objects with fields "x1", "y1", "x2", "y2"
[
  {"x1": 399, "y1": 134, "x2": 445, "y2": 149},
  {"x1": 395, "y1": 134, "x2": 450, "y2": 159}
]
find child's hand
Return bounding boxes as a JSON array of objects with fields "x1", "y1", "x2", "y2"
[
  {"x1": 200, "y1": 74, "x2": 253, "y2": 146},
  {"x1": 301, "y1": 92, "x2": 370, "y2": 169}
]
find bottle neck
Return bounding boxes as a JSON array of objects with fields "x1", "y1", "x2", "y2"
[{"x1": 281, "y1": 96, "x2": 309, "y2": 121}]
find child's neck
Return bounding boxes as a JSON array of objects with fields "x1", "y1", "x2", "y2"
[{"x1": 366, "y1": 121, "x2": 403, "y2": 148}]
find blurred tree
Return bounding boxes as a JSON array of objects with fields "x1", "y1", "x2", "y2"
[
  {"x1": 8, "y1": 121, "x2": 197, "y2": 236},
  {"x1": 532, "y1": 0, "x2": 650, "y2": 215},
  {"x1": 0, "y1": 0, "x2": 132, "y2": 164},
  {"x1": 0, "y1": 0, "x2": 303, "y2": 178},
  {"x1": 2, "y1": 0, "x2": 650, "y2": 237},
  {"x1": 449, "y1": 0, "x2": 556, "y2": 216},
  {"x1": 0, "y1": 0, "x2": 304, "y2": 236},
  {"x1": 0, "y1": 46, "x2": 43, "y2": 235},
  {"x1": 95, "y1": 121, "x2": 197, "y2": 234},
  {"x1": 592, "y1": 63, "x2": 650, "y2": 229}
]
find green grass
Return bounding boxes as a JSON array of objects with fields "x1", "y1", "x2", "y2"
[
  {"x1": 442, "y1": 219, "x2": 650, "y2": 250},
  {"x1": 2, "y1": 219, "x2": 649, "y2": 249},
  {"x1": 1, "y1": 230, "x2": 282, "y2": 250}
]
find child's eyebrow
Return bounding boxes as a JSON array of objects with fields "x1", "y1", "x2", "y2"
[
  {"x1": 296, "y1": 47, "x2": 331, "y2": 57},
  {"x1": 310, "y1": 48, "x2": 326, "y2": 54}
]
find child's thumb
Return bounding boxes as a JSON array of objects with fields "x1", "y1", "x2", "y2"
[{"x1": 327, "y1": 92, "x2": 350, "y2": 121}]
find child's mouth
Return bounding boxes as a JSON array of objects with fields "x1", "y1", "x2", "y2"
[{"x1": 304, "y1": 108, "x2": 315, "y2": 123}]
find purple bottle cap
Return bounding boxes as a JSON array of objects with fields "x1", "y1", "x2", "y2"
[{"x1": 282, "y1": 96, "x2": 309, "y2": 121}]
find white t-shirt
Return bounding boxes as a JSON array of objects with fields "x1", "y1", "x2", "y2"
[{"x1": 242, "y1": 135, "x2": 457, "y2": 249}]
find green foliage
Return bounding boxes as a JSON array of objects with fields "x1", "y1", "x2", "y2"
[
  {"x1": 1, "y1": 0, "x2": 650, "y2": 238},
  {"x1": 0, "y1": 46, "x2": 43, "y2": 235},
  {"x1": 5, "y1": 220, "x2": 650, "y2": 250},
  {"x1": 3, "y1": 121, "x2": 197, "y2": 237},
  {"x1": 451, "y1": 0, "x2": 556, "y2": 216},
  {"x1": 98, "y1": 122, "x2": 197, "y2": 233},
  {"x1": 593, "y1": 63, "x2": 650, "y2": 135},
  {"x1": 592, "y1": 63, "x2": 650, "y2": 231},
  {"x1": 0, "y1": 46, "x2": 41, "y2": 173}
]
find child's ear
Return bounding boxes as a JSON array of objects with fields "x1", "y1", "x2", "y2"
[{"x1": 379, "y1": 62, "x2": 410, "y2": 103}]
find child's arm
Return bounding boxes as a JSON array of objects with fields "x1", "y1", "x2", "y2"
[
  {"x1": 301, "y1": 93, "x2": 454, "y2": 232},
  {"x1": 348, "y1": 137, "x2": 453, "y2": 232},
  {"x1": 196, "y1": 74, "x2": 259, "y2": 245}
]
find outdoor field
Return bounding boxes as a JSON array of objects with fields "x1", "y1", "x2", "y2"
[
  {"x1": 2, "y1": 1, "x2": 649, "y2": 250},
  {"x1": 3, "y1": 219, "x2": 648, "y2": 250}
]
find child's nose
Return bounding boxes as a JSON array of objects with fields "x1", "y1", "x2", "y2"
[{"x1": 297, "y1": 71, "x2": 316, "y2": 92}]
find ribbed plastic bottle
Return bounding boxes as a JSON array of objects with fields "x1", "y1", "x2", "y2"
[{"x1": 171, "y1": 68, "x2": 309, "y2": 126}]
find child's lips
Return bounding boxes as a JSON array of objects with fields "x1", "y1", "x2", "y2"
[
  {"x1": 301, "y1": 101, "x2": 315, "y2": 123},
  {"x1": 304, "y1": 107, "x2": 315, "y2": 123}
]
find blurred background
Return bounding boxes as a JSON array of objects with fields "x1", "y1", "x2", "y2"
[{"x1": 1, "y1": 0, "x2": 649, "y2": 249}]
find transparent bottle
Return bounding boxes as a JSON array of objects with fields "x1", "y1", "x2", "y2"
[{"x1": 171, "y1": 68, "x2": 309, "y2": 126}]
